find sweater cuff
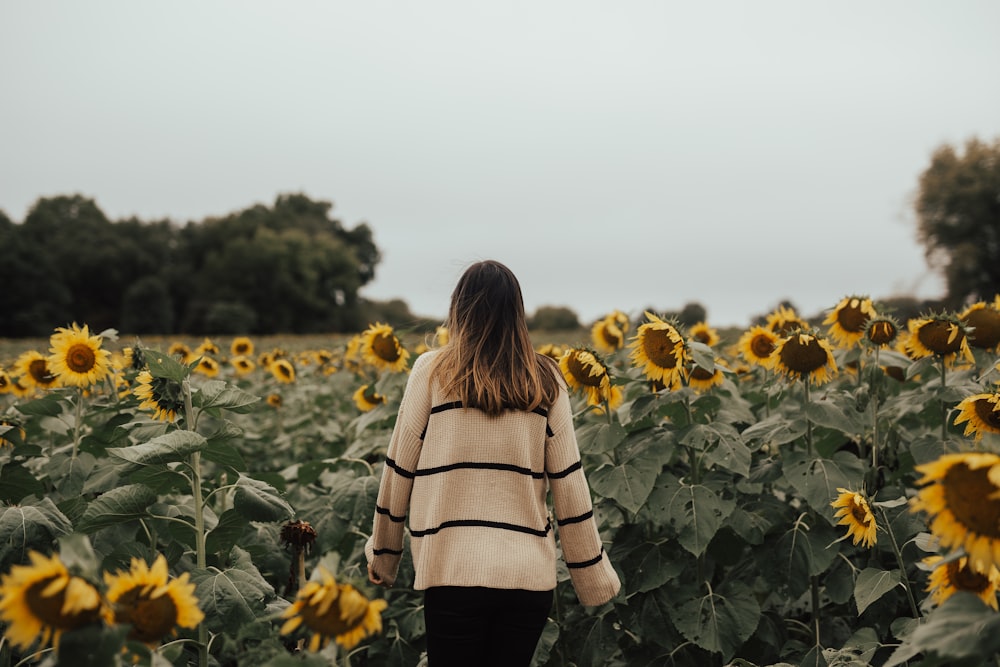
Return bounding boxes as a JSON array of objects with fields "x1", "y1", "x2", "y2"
[
  {"x1": 365, "y1": 535, "x2": 401, "y2": 588},
  {"x1": 568, "y1": 552, "x2": 621, "y2": 606}
]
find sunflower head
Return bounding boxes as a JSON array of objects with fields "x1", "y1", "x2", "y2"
[
  {"x1": 590, "y1": 311, "x2": 629, "y2": 354},
  {"x1": 133, "y1": 370, "x2": 184, "y2": 422},
  {"x1": 231, "y1": 355, "x2": 256, "y2": 376},
  {"x1": 559, "y1": 347, "x2": 621, "y2": 409},
  {"x1": 0, "y1": 551, "x2": 107, "y2": 651},
  {"x1": 103, "y1": 554, "x2": 204, "y2": 646},
  {"x1": 195, "y1": 338, "x2": 220, "y2": 357},
  {"x1": 434, "y1": 326, "x2": 450, "y2": 347},
  {"x1": 736, "y1": 325, "x2": 779, "y2": 368},
  {"x1": 536, "y1": 343, "x2": 566, "y2": 361},
  {"x1": 863, "y1": 315, "x2": 901, "y2": 348},
  {"x1": 270, "y1": 359, "x2": 297, "y2": 384},
  {"x1": 46, "y1": 322, "x2": 113, "y2": 388},
  {"x1": 823, "y1": 296, "x2": 876, "y2": 348},
  {"x1": 230, "y1": 336, "x2": 255, "y2": 357},
  {"x1": 0, "y1": 368, "x2": 12, "y2": 394},
  {"x1": 167, "y1": 343, "x2": 193, "y2": 364},
  {"x1": 360, "y1": 323, "x2": 410, "y2": 373},
  {"x1": 831, "y1": 488, "x2": 877, "y2": 548},
  {"x1": 14, "y1": 350, "x2": 60, "y2": 391},
  {"x1": 280, "y1": 567, "x2": 387, "y2": 651},
  {"x1": 353, "y1": 384, "x2": 386, "y2": 412},
  {"x1": 688, "y1": 359, "x2": 727, "y2": 394},
  {"x1": 953, "y1": 392, "x2": 1000, "y2": 441},
  {"x1": 765, "y1": 305, "x2": 810, "y2": 336},
  {"x1": 911, "y1": 452, "x2": 1000, "y2": 573},
  {"x1": 904, "y1": 313, "x2": 974, "y2": 365},
  {"x1": 266, "y1": 393, "x2": 282, "y2": 408},
  {"x1": 961, "y1": 302, "x2": 1000, "y2": 350},
  {"x1": 924, "y1": 555, "x2": 1000, "y2": 610},
  {"x1": 194, "y1": 356, "x2": 220, "y2": 377},
  {"x1": 688, "y1": 322, "x2": 720, "y2": 347},
  {"x1": 628, "y1": 311, "x2": 689, "y2": 387},
  {"x1": 0, "y1": 416, "x2": 26, "y2": 448},
  {"x1": 770, "y1": 330, "x2": 838, "y2": 385}
]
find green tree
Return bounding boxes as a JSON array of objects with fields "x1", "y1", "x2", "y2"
[{"x1": 915, "y1": 136, "x2": 1000, "y2": 307}]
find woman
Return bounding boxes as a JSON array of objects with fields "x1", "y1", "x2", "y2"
[{"x1": 365, "y1": 260, "x2": 620, "y2": 666}]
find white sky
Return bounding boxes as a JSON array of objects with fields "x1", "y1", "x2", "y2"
[{"x1": 2, "y1": 1, "x2": 998, "y2": 327}]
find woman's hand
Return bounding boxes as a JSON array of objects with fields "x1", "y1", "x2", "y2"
[{"x1": 368, "y1": 563, "x2": 388, "y2": 587}]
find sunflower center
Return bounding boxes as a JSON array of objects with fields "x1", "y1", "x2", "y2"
[
  {"x1": 973, "y1": 398, "x2": 1000, "y2": 431},
  {"x1": 850, "y1": 502, "x2": 872, "y2": 527},
  {"x1": 966, "y1": 308, "x2": 1000, "y2": 349},
  {"x1": 942, "y1": 462, "x2": 1000, "y2": 539},
  {"x1": 750, "y1": 334, "x2": 775, "y2": 359},
  {"x1": 115, "y1": 587, "x2": 179, "y2": 642},
  {"x1": 65, "y1": 343, "x2": 97, "y2": 373},
  {"x1": 837, "y1": 304, "x2": 870, "y2": 333},
  {"x1": 600, "y1": 325, "x2": 623, "y2": 349},
  {"x1": 372, "y1": 333, "x2": 400, "y2": 363},
  {"x1": 779, "y1": 337, "x2": 829, "y2": 374},
  {"x1": 152, "y1": 377, "x2": 185, "y2": 412},
  {"x1": 300, "y1": 593, "x2": 361, "y2": 637},
  {"x1": 29, "y1": 359, "x2": 57, "y2": 385},
  {"x1": 947, "y1": 560, "x2": 992, "y2": 592},
  {"x1": 25, "y1": 577, "x2": 101, "y2": 631},
  {"x1": 690, "y1": 365, "x2": 714, "y2": 381},
  {"x1": 641, "y1": 329, "x2": 680, "y2": 369},
  {"x1": 868, "y1": 321, "x2": 897, "y2": 346},
  {"x1": 917, "y1": 320, "x2": 966, "y2": 355},
  {"x1": 566, "y1": 354, "x2": 605, "y2": 387}
]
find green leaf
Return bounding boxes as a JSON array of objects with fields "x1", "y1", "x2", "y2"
[
  {"x1": 740, "y1": 414, "x2": 807, "y2": 447},
  {"x1": 191, "y1": 546, "x2": 275, "y2": 635},
  {"x1": 854, "y1": 567, "x2": 902, "y2": 615},
  {"x1": 589, "y1": 438, "x2": 665, "y2": 514},
  {"x1": 574, "y1": 613, "x2": 619, "y2": 667},
  {"x1": 625, "y1": 541, "x2": 685, "y2": 594},
  {"x1": 682, "y1": 423, "x2": 751, "y2": 477},
  {"x1": 576, "y1": 421, "x2": 628, "y2": 454},
  {"x1": 196, "y1": 380, "x2": 260, "y2": 413},
  {"x1": 106, "y1": 430, "x2": 207, "y2": 472},
  {"x1": 782, "y1": 450, "x2": 865, "y2": 522},
  {"x1": 804, "y1": 396, "x2": 864, "y2": 433},
  {"x1": 0, "y1": 498, "x2": 74, "y2": 567},
  {"x1": 668, "y1": 580, "x2": 760, "y2": 660},
  {"x1": 78, "y1": 484, "x2": 158, "y2": 532},
  {"x1": 660, "y1": 477, "x2": 736, "y2": 556},
  {"x1": 233, "y1": 474, "x2": 295, "y2": 522},
  {"x1": 884, "y1": 593, "x2": 1000, "y2": 666},
  {"x1": 206, "y1": 509, "x2": 251, "y2": 555},
  {"x1": 330, "y1": 475, "x2": 380, "y2": 527},
  {"x1": 14, "y1": 394, "x2": 64, "y2": 416},
  {"x1": 143, "y1": 348, "x2": 190, "y2": 382},
  {"x1": 774, "y1": 514, "x2": 840, "y2": 597},
  {"x1": 203, "y1": 440, "x2": 247, "y2": 472},
  {"x1": 0, "y1": 463, "x2": 46, "y2": 503}
]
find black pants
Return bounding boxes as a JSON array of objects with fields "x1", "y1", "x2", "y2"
[{"x1": 423, "y1": 586, "x2": 553, "y2": 667}]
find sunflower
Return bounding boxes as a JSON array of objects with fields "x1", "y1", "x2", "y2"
[
  {"x1": 133, "y1": 370, "x2": 184, "y2": 422},
  {"x1": 266, "y1": 393, "x2": 282, "y2": 408},
  {"x1": 0, "y1": 368, "x2": 11, "y2": 394},
  {"x1": 270, "y1": 359, "x2": 296, "y2": 384},
  {"x1": 688, "y1": 322, "x2": 720, "y2": 347},
  {"x1": 770, "y1": 331, "x2": 838, "y2": 385},
  {"x1": 230, "y1": 336, "x2": 255, "y2": 358},
  {"x1": 864, "y1": 316, "x2": 901, "y2": 348},
  {"x1": 736, "y1": 326, "x2": 779, "y2": 368},
  {"x1": 343, "y1": 335, "x2": 364, "y2": 372},
  {"x1": 904, "y1": 314, "x2": 974, "y2": 366},
  {"x1": 103, "y1": 554, "x2": 203, "y2": 646},
  {"x1": 434, "y1": 325, "x2": 450, "y2": 347},
  {"x1": 168, "y1": 342, "x2": 193, "y2": 364},
  {"x1": 13, "y1": 350, "x2": 60, "y2": 391},
  {"x1": 537, "y1": 343, "x2": 566, "y2": 361},
  {"x1": 628, "y1": 312, "x2": 689, "y2": 387},
  {"x1": 824, "y1": 296, "x2": 876, "y2": 348},
  {"x1": 831, "y1": 488, "x2": 877, "y2": 548},
  {"x1": 360, "y1": 323, "x2": 410, "y2": 373},
  {"x1": 911, "y1": 452, "x2": 1000, "y2": 573},
  {"x1": 923, "y1": 555, "x2": 1000, "y2": 610},
  {"x1": 953, "y1": 392, "x2": 1000, "y2": 441},
  {"x1": 195, "y1": 338, "x2": 220, "y2": 357},
  {"x1": 46, "y1": 322, "x2": 113, "y2": 388},
  {"x1": 230, "y1": 355, "x2": 256, "y2": 376},
  {"x1": 0, "y1": 417, "x2": 26, "y2": 448},
  {"x1": 560, "y1": 348, "x2": 622, "y2": 409},
  {"x1": 280, "y1": 567, "x2": 387, "y2": 651},
  {"x1": 688, "y1": 359, "x2": 726, "y2": 393},
  {"x1": 194, "y1": 356, "x2": 220, "y2": 378},
  {"x1": 591, "y1": 311, "x2": 629, "y2": 354},
  {"x1": 0, "y1": 551, "x2": 107, "y2": 651},
  {"x1": 961, "y1": 302, "x2": 1000, "y2": 351},
  {"x1": 765, "y1": 305, "x2": 809, "y2": 336},
  {"x1": 353, "y1": 385, "x2": 386, "y2": 412}
]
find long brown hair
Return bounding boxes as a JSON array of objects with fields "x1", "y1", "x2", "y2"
[{"x1": 431, "y1": 260, "x2": 561, "y2": 417}]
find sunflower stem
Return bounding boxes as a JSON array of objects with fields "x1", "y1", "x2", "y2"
[
  {"x1": 810, "y1": 575, "x2": 821, "y2": 648},
  {"x1": 879, "y1": 506, "x2": 921, "y2": 619},
  {"x1": 940, "y1": 356, "x2": 948, "y2": 444},
  {"x1": 70, "y1": 385, "x2": 84, "y2": 463},
  {"x1": 871, "y1": 348, "x2": 881, "y2": 474},
  {"x1": 182, "y1": 379, "x2": 209, "y2": 667},
  {"x1": 804, "y1": 381, "x2": 813, "y2": 457}
]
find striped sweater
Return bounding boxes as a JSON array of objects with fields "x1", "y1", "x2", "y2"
[{"x1": 365, "y1": 350, "x2": 621, "y2": 606}]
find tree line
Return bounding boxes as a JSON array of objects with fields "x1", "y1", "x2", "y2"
[{"x1": 0, "y1": 193, "x2": 384, "y2": 337}]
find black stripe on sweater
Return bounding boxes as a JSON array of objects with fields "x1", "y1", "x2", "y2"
[
  {"x1": 373, "y1": 547, "x2": 403, "y2": 556},
  {"x1": 566, "y1": 548, "x2": 605, "y2": 569},
  {"x1": 414, "y1": 461, "x2": 546, "y2": 479},
  {"x1": 420, "y1": 401, "x2": 553, "y2": 439},
  {"x1": 386, "y1": 457, "x2": 415, "y2": 479},
  {"x1": 546, "y1": 461, "x2": 582, "y2": 479},
  {"x1": 376, "y1": 505, "x2": 406, "y2": 522},
  {"x1": 557, "y1": 510, "x2": 593, "y2": 526},
  {"x1": 410, "y1": 519, "x2": 552, "y2": 538}
]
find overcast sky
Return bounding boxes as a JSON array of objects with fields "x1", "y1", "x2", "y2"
[{"x1": 2, "y1": 2, "x2": 998, "y2": 328}]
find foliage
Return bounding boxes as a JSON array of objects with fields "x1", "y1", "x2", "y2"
[
  {"x1": 914, "y1": 136, "x2": 1000, "y2": 308},
  {"x1": 529, "y1": 306, "x2": 582, "y2": 331}
]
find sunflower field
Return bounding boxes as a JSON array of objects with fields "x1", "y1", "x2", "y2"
[{"x1": 2, "y1": 297, "x2": 1000, "y2": 667}]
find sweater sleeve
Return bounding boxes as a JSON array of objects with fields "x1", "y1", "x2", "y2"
[
  {"x1": 365, "y1": 353, "x2": 435, "y2": 587},
  {"x1": 546, "y1": 388, "x2": 622, "y2": 606}
]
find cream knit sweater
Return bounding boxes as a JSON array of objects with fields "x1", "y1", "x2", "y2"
[{"x1": 365, "y1": 350, "x2": 621, "y2": 607}]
